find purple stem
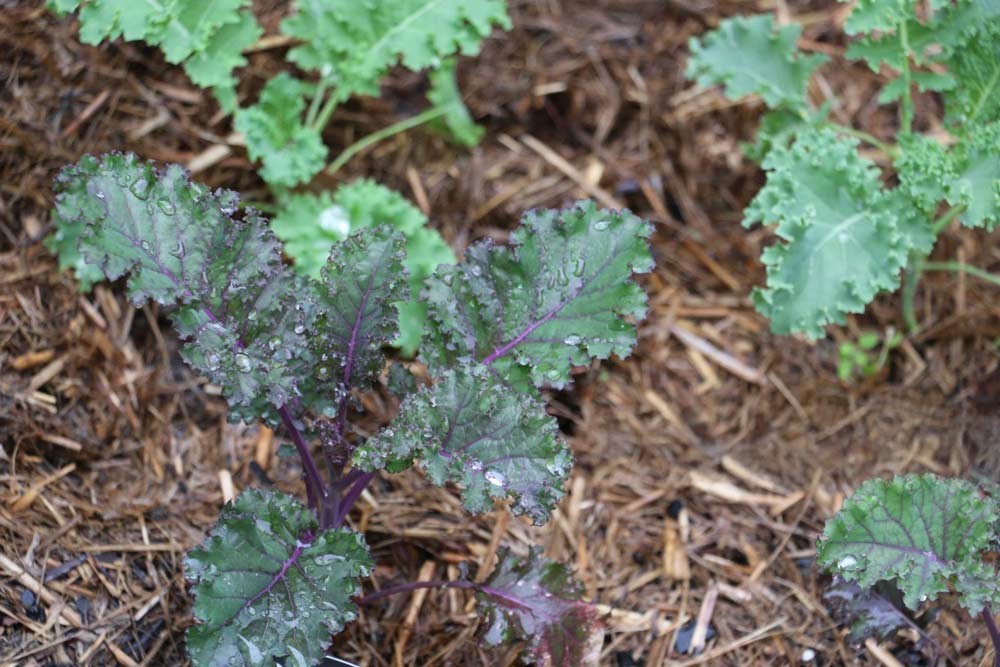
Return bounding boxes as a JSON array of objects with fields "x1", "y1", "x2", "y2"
[
  {"x1": 357, "y1": 578, "x2": 530, "y2": 613},
  {"x1": 332, "y1": 472, "x2": 374, "y2": 527},
  {"x1": 982, "y1": 606, "x2": 1000, "y2": 667},
  {"x1": 278, "y1": 405, "x2": 325, "y2": 517}
]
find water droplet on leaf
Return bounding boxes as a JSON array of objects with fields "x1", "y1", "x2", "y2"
[
  {"x1": 235, "y1": 354, "x2": 253, "y2": 372},
  {"x1": 156, "y1": 198, "x2": 175, "y2": 215},
  {"x1": 484, "y1": 470, "x2": 507, "y2": 487}
]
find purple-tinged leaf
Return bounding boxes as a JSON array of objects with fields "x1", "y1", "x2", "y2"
[
  {"x1": 354, "y1": 365, "x2": 572, "y2": 523},
  {"x1": 817, "y1": 474, "x2": 1000, "y2": 613},
  {"x1": 421, "y1": 201, "x2": 652, "y2": 390},
  {"x1": 478, "y1": 547, "x2": 602, "y2": 666},
  {"x1": 51, "y1": 153, "x2": 311, "y2": 423},
  {"x1": 185, "y1": 488, "x2": 372, "y2": 667}
]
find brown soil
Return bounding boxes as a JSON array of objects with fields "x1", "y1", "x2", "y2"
[{"x1": 2, "y1": 1, "x2": 1000, "y2": 665}]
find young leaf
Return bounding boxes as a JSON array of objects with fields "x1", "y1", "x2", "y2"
[
  {"x1": 281, "y1": 0, "x2": 510, "y2": 103},
  {"x1": 428, "y1": 58, "x2": 485, "y2": 147},
  {"x1": 51, "y1": 152, "x2": 308, "y2": 422},
  {"x1": 308, "y1": 227, "x2": 408, "y2": 404},
  {"x1": 817, "y1": 474, "x2": 1000, "y2": 612},
  {"x1": 354, "y1": 365, "x2": 572, "y2": 524},
  {"x1": 185, "y1": 489, "x2": 373, "y2": 667},
  {"x1": 744, "y1": 128, "x2": 910, "y2": 339},
  {"x1": 271, "y1": 181, "x2": 454, "y2": 355},
  {"x1": 478, "y1": 547, "x2": 602, "y2": 667},
  {"x1": 686, "y1": 14, "x2": 827, "y2": 111},
  {"x1": 234, "y1": 73, "x2": 328, "y2": 187},
  {"x1": 946, "y1": 124, "x2": 1000, "y2": 230},
  {"x1": 422, "y1": 201, "x2": 652, "y2": 389},
  {"x1": 824, "y1": 578, "x2": 920, "y2": 644}
]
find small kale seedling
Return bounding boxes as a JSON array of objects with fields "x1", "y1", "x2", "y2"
[
  {"x1": 686, "y1": 3, "x2": 999, "y2": 339},
  {"x1": 52, "y1": 152, "x2": 651, "y2": 666},
  {"x1": 818, "y1": 474, "x2": 1000, "y2": 664},
  {"x1": 836, "y1": 329, "x2": 902, "y2": 382}
]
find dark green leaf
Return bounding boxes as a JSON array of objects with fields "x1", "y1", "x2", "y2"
[
  {"x1": 817, "y1": 474, "x2": 1000, "y2": 612},
  {"x1": 51, "y1": 152, "x2": 309, "y2": 422},
  {"x1": 422, "y1": 201, "x2": 652, "y2": 389},
  {"x1": 354, "y1": 365, "x2": 572, "y2": 523},
  {"x1": 185, "y1": 489, "x2": 372, "y2": 667}
]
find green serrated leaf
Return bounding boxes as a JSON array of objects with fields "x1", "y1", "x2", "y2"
[
  {"x1": 946, "y1": 30, "x2": 1000, "y2": 126},
  {"x1": 234, "y1": 73, "x2": 328, "y2": 187},
  {"x1": 478, "y1": 547, "x2": 602, "y2": 666},
  {"x1": 422, "y1": 201, "x2": 652, "y2": 389},
  {"x1": 354, "y1": 365, "x2": 572, "y2": 523},
  {"x1": 155, "y1": 0, "x2": 245, "y2": 64},
  {"x1": 845, "y1": 0, "x2": 919, "y2": 34},
  {"x1": 428, "y1": 58, "x2": 484, "y2": 146},
  {"x1": 53, "y1": 0, "x2": 260, "y2": 111},
  {"x1": 817, "y1": 474, "x2": 1000, "y2": 612},
  {"x1": 51, "y1": 153, "x2": 311, "y2": 423},
  {"x1": 947, "y1": 125, "x2": 1000, "y2": 230},
  {"x1": 281, "y1": 0, "x2": 510, "y2": 103},
  {"x1": 271, "y1": 180, "x2": 455, "y2": 355},
  {"x1": 309, "y1": 226, "x2": 408, "y2": 404},
  {"x1": 183, "y1": 11, "x2": 261, "y2": 89},
  {"x1": 686, "y1": 14, "x2": 827, "y2": 111},
  {"x1": 185, "y1": 489, "x2": 373, "y2": 667},
  {"x1": 744, "y1": 128, "x2": 911, "y2": 339}
]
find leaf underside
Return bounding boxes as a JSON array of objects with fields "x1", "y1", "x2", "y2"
[
  {"x1": 185, "y1": 489, "x2": 372, "y2": 667},
  {"x1": 354, "y1": 365, "x2": 573, "y2": 523},
  {"x1": 824, "y1": 578, "x2": 919, "y2": 644},
  {"x1": 478, "y1": 547, "x2": 603, "y2": 667},
  {"x1": 421, "y1": 201, "x2": 653, "y2": 390},
  {"x1": 817, "y1": 474, "x2": 1000, "y2": 612}
]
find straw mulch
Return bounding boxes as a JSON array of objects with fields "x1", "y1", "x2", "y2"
[{"x1": 2, "y1": 1, "x2": 999, "y2": 665}]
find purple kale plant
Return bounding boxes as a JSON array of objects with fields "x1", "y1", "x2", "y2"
[{"x1": 50, "y1": 152, "x2": 652, "y2": 666}]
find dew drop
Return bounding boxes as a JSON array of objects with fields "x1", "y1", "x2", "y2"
[
  {"x1": 837, "y1": 556, "x2": 857, "y2": 569},
  {"x1": 563, "y1": 335, "x2": 581, "y2": 345},
  {"x1": 593, "y1": 219, "x2": 610, "y2": 231},
  {"x1": 469, "y1": 264, "x2": 482, "y2": 277},
  {"x1": 94, "y1": 190, "x2": 106, "y2": 200},
  {"x1": 484, "y1": 470, "x2": 507, "y2": 487},
  {"x1": 130, "y1": 179, "x2": 149, "y2": 199},
  {"x1": 156, "y1": 198, "x2": 176, "y2": 215},
  {"x1": 235, "y1": 353, "x2": 253, "y2": 372},
  {"x1": 140, "y1": 240, "x2": 150, "y2": 251},
  {"x1": 294, "y1": 324, "x2": 305, "y2": 335},
  {"x1": 546, "y1": 368, "x2": 561, "y2": 380}
]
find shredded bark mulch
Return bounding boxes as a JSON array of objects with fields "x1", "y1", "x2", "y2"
[{"x1": 2, "y1": 1, "x2": 999, "y2": 665}]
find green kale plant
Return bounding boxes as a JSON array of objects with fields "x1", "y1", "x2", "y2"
[
  {"x1": 818, "y1": 474, "x2": 1000, "y2": 664},
  {"x1": 51, "y1": 151, "x2": 652, "y2": 666},
  {"x1": 46, "y1": 0, "x2": 509, "y2": 348},
  {"x1": 686, "y1": 2, "x2": 1000, "y2": 339}
]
